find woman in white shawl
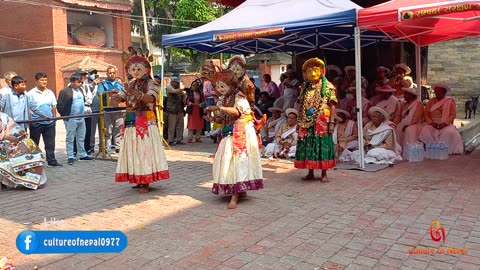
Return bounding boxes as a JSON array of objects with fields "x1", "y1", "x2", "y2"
[{"x1": 348, "y1": 107, "x2": 402, "y2": 164}]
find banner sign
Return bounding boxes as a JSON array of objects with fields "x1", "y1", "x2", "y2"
[
  {"x1": 213, "y1": 27, "x2": 285, "y2": 42},
  {"x1": 399, "y1": 1, "x2": 480, "y2": 20}
]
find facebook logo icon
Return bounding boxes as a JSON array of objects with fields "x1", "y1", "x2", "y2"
[{"x1": 16, "y1": 231, "x2": 38, "y2": 254}]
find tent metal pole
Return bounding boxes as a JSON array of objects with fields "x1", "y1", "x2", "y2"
[
  {"x1": 354, "y1": 27, "x2": 365, "y2": 169},
  {"x1": 415, "y1": 45, "x2": 422, "y2": 101}
]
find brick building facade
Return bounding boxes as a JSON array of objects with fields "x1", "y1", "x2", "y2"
[{"x1": 0, "y1": 0, "x2": 132, "y2": 95}]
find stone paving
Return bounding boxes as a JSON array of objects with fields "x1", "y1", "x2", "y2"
[{"x1": 1, "y1": 124, "x2": 480, "y2": 270}]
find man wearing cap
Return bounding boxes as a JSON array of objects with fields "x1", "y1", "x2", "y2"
[
  {"x1": 340, "y1": 86, "x2": 370, "y2": 125},
  {"x1": 389, "y1": 63, "x2": 413, "y2": 100},
  {"x1": 347, "y1": 107, "x2": 402, "y2": 164},
  {"x1": 369, "y1": 84, "x2": 401, "y2": 125},
  {"x1": 419, "y1": 83, "x2": 463, "y2": 154},
  {"x1": 396, "y1": 87, "x2": 424, "y2": 148},
  {"x1": 333, "y1": 109, "x2": 358, "y2": 160},
  {"x1": 263, "y1": 108, "x2": 298, "y2": 159},
  {"x1": 96, "y1": 66, "x2": 124, "y2": 153},
  {"x1": 165, "y1": 76, "x2": 186, "y2": 145},
  {"x1": 262, "y1": 106, "x2": 286, "y2": 146}
]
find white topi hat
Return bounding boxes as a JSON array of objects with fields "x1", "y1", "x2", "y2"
[
  {"x1": 431, "y1": 83, "x2": 452, "y2": 93},
  {"x1": 268, "y1": 106, "x2": 284, "y2": 113},
  {"x1": 375, "y1": 84, "x2": 396, "y2": 93},
  {"x1": 344, "y1": 65, "x2": 355, "y2": 73},
  {"x1": 402, "y1": 87, "x2": 418, "y2": 96},
  {"x1": 285, "y1": 108, "x2": 298, "y2": 117},
  {"x1": 368, "y1": 106, "x2": 390, "y2": 121},
  {"x1": 327, "y1": 65, "x2": 343, "y2": 76},
  {"x1": 336, "y1": 109, "x2": 351, "y2": 119},
  {"x1": 395, "y1": 63, "x2": 411, "y2": 75}
]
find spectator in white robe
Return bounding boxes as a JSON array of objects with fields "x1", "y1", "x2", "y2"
[
  {"x1": 262, "y1": 108, "x2": 298, "y2": 159},
  {"x1": 369, "y1": 84, "x2": 401, "y2": 125},
  {"x1": 419, "y1": 83, "x2": 464, "y2": 154},
  {"x1": 262, "y1": 106, "x2": 286, "y2": 147},
  {"x1": 333, "y1": 109, "x2": 358, "y2": 161},
  {"x1": 346, "y1": 107, "x2": 402, "y2": 164}
]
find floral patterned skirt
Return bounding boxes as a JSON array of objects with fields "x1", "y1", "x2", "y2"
[
  {"x1": 115, "y1": 111, "x2": 169, "y2": 184},
  {"x1": 294, "y1": 126, "x2": 336, "y2": 170},
  {"x1": 0, "y1": 138, "x2": 47, "y2": 190}
]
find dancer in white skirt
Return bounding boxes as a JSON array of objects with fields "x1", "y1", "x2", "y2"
[
  {"x1": 112, "y1": 54, "x2": 169, "y2": 194},
  {"x1": 205, "y1": 69, "x2": 263, "y2": 209}
]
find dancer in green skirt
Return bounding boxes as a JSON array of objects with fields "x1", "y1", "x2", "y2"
[{"x1": 294, "y1": 58, "x2": 337, "y2": 183}]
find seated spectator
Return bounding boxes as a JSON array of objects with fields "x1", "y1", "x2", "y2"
[
  {"x1": 419, "y1": 83, "x2": 463, "y2": 154},
  {"x1": 262, "y1": 108, "x2": 298, "y2": 159},
  {"x1": 339, "y1": 86, "x2": 370, "y2": 125},
  {"x1": 396, "y1": 87, "x2": 424, "y2": 148},
  {"x1": 333, "y1": 109, "x2": 358, "y2": 160},
  {"x1": 0, "y1": 112, "x2": 47, "y2": 190},
  {"x1": 346, "y1": 107, "x2": 402, "y2": 164},
  {"x1": 369, "y1": 84, "x2": 401, "y2": 125},
  {"x1": 262, "y1": 107, "x2": 286, "y2": 146},
  {"x1": 263, "y1": 74, "x2": 280, "y2": 99},
  {"x1": 281, "y1": 70, "x2": 300, "y2": 111},
  {"x1": 256, "y1": 92, "x2": 273, "y2": 118}
]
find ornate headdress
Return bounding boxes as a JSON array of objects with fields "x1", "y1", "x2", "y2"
[
  {"x1": 302, "y1": 58, "x2": 325, "y2": 73},
  {"x1": 201, "y1": 60, "x2": 221, "y2": 80},
  {"x1": 227, "y1": 55, "x2": 246, "y2": 69},
  {"x1": 210, "y1": 69, "x2": 238, "y2": 95},
  {"x1": 123, "y1": 46, "x2": 152, "y2": 75}
]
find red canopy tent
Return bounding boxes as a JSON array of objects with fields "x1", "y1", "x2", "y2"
[{"x1": 358, "y1": 0, "x2": 480, "y2": 46}]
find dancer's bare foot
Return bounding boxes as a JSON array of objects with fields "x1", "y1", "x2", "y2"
[
  {"x1": 139, "y1": 184, "x2": 149, "y2": 194},
  {"x1": 227, "y1": 194, "x2": 239, "y2": 209},
  {"x1": 302, "y1": 170, "x2": 315, "y2": 180},
  {"x1": 320, "y1": 176, "x2": 330, "y2": 183}
]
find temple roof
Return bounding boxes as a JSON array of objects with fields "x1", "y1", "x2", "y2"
[
  {"x1": 58, "y1": 0, "x2": 133, "y2": 12},
  {"x1": 60, "y1": 56, "x2": 117, "y2": 72}
]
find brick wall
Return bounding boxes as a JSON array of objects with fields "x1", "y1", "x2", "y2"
[
  {"x1": 427, "y1": 37, "x2": 480, "y2": 106},
  {"x1": 0, "y1": 1, "x2": 56, "y2": 51},
  {"x1": 0, "y1": 1, "x2": 131, "y2": 96}
]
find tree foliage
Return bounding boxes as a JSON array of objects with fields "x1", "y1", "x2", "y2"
[{"x1": 131, "y1": 0, "x2": 223, "y2": 72}]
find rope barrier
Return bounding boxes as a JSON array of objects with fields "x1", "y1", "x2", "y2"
[{"x1": 15, "y1": 109, "x2": 127, "y2": 124}]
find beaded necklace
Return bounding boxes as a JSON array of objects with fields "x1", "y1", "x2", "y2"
[{"x1": 299, "y1": 76, "x2": 328, "y2": 129}]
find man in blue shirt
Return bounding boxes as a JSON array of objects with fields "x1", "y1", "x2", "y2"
[
  {"x1": 57, "y1": 74, "x2": 94, "y2": 165},
  {"x1": 28, "y1": 72, "x2": 62, "y2": 167},
  {"x1": 0, "y1": 76, "x2": 50, "y2": 130},
  {"x1": 97, "y1": 66, "x2": 124, "y2": 153}
]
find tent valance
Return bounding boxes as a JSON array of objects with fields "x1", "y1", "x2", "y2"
[
  {"x1": 162, "y1": 0, "x2": 365, "y2": 53},
  {"x1": 358, "y1": 0, "x2": 480, "y2": 46}
]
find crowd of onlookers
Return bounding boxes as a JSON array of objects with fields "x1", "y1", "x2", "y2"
[
  {"x1": 1, "y1": 67, "x2": 127, "y2": 166},
  {"x1": 0, "y1": 60, "x2": 465, "y2": 169},
  {"x1": 252, "y1": 63, "x2": 464, "y2": 164}
]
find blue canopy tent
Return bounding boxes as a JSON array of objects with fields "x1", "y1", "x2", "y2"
[
  {"x1": 162, "y1": 0, "x2": 368, "y2": 53},
  {"x1": 160, "y1": 0, "x2": 385, "y2": 167}
]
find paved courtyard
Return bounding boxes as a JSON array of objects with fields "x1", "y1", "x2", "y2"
[{"x1": 1, "y1": 124, "x2": 480, "y2": 270}]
